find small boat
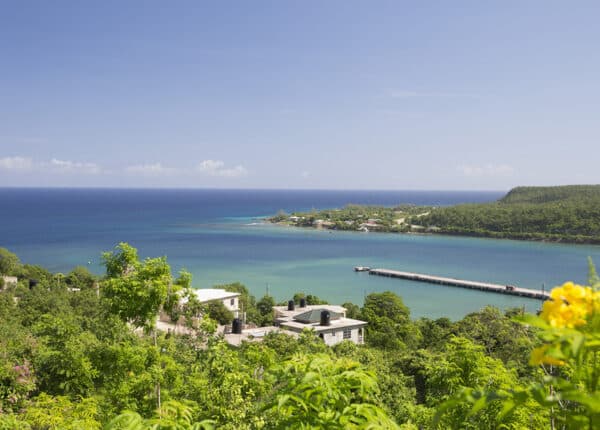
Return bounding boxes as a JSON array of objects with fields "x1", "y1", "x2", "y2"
[{"x1": 354, "y1": 266, "x2": 371, "y2": 272}]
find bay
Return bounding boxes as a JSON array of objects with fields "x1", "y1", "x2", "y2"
[{"x1": 1, "y1": 188, "x2": 599, "y2": 320}]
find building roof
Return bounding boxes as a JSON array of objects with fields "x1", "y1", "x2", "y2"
[
  {"x1": 293, "y1": 308, "x2": 342, "y2": 324},
  {"x1": 280, "y1": 317, "x2": 367, "y2": 333},
  {"x1": 274, "y1": 304, "x2": 347, "y2": 321},
  {"x1": 224, "y1": 326, "x2": 299, "y2": 346},
  {"x1": 180, "y1": 288, "x2": 240, "y2": 304}
]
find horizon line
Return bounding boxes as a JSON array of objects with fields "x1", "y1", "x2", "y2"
[{"x1": 0, "y1": 185, "x2": 509, "y2": 193}]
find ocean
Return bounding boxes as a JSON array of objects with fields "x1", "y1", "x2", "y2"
[{"x1": 1, "y1": 188, "x2": 599, "y2": 320}]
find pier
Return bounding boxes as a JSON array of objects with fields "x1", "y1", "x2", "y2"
[{"x1": 366, "y1": 268, "x2": 550, "y2": 300}]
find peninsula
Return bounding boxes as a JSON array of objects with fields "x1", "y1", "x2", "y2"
[{"x1": 268, "y1": 185, "x2": 600, "y2": 244}]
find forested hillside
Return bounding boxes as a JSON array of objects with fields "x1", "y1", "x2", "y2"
[
  {"x1": 0, "y1": 245, "x2": 598, "y2": 429},
  {"x1": 414, "y1": 185, "x2": 600, "y2": 243}
]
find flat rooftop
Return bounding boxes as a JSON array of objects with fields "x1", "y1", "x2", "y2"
[
  {"x1": 280, "y1": 317, "x2": 367, "y2": 332},
  {"x1": 224, "y1": 326, "x2": 298, "y2": 346},
  {"x1": 274, "y1": 304, "x2": 347, "y2": 321},
  {"x1": 180, "y1": 288, "x2": 240, "y2": 304}
]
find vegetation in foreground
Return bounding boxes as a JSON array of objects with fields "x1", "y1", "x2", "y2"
[
  {"x1": 269, "y1": 185, "x2": 600, "y2": 244},
  {"x1": 0, "y1": 244, "x2": 598, "y2": 429}
]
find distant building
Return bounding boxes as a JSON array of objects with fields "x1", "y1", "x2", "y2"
[
  {"x1": 358, "y1": 222, "x2": 382, "y2": 231},
  {"x1": 273, "y1": 303, "x2": 367, "y2": 346}
]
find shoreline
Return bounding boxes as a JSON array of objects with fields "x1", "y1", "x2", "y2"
[{"x1": 265, "y1": 219, "x2": 600, "y2": 246}]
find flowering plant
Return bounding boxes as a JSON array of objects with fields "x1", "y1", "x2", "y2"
[{"x1": 435, "y1": 259, "x2": 600, "y2": 429}]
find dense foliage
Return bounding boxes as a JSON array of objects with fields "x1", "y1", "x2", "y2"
[
  {"x1": 1, "y1": 245, "x2": 596, "y2": 428},
  {"x1": 270, "y1": 185, "x2": 600, "y2": 244},
  {"x1": 437, "y1": 261, "x2": 600, "y2": 429},
  {"x1": 415, "y1": 185, "x2": 600, "y2": 244}
]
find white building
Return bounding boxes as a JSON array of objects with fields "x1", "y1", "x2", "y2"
[
  {"x1": 159, "y1": 288, "x2": 241, "y2": 325},
  {"x1": 273, "y1": 303, "x2": 367, "y2": 346},
  {"x1": 188, "y1": 288, "x2": 240, "y2": 316}
]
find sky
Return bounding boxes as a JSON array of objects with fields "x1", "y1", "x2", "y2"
[{"x1": 1, "y1": 1, "x2": 599, "y2": 190}]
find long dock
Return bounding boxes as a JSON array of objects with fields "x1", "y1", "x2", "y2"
[{"x1": 367, "y1": 268, "x2": 550, "y2": 300}]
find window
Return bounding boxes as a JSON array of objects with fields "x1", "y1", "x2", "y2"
[
  {"x1": 230, "y1": 298, "x2": 235, "y2": 306},
  {"x1": 343, "y1": 328, "x2": 351, "y2": 339}
]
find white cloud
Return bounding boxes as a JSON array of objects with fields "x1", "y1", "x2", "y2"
[
  {"x1": 0, "y1": 156, "x2": 104, "y2": 175},
  {"x1": 197, "y1": 160, "x2": 248, "y2": 178},
  {"x1": 125, "y1": 163, "x2": 177, "y2": 176},
  {"x1": 0, "y1": 156, "x2": 33, "y2": 170},
  {"x1": 457, "y1": 164, "x2": 515, "y2": 177},
  {"x1": 46, "y1": 158, "x2": 102, "y2": 174}
]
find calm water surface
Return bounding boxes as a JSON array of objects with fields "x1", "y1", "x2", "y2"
[{"x1": 1, "y1": 188, "x2": 598, "y2": 319}]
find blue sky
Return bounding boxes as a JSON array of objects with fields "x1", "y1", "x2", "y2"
[{"x1": 1, "y1": 1, "x2": 599, "y2": 190}]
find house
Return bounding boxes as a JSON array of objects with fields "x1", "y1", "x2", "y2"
[
  {"x1": 273, "y1": 302, "x2": 367, "y2": 346},
  {"x1": 159, "y1": 288, "x2": 241, "y2": 324},
  {"x1": 190, "y1": 288, "x2": 240, "y2": 316},
  {"x1": 313, "y1": 219, "x2": 334, "y2": 228}
]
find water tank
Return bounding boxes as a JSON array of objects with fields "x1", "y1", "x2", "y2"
[
  {"x1": 288, "y1": 300, "x2": 295, "y2": 311},
  {"x1": 232, "y1": 318, "x2": 242, "y2": 334},
  {"x1": 320, "y1": 310, "x2": 331, "y2": 326},
  {"x1": 299, "y1": 297, "x2": 307, "y2": 308}
]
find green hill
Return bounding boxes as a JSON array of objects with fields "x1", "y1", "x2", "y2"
[
  {"x1": 415, "y1": 185, "x2": 600, "y2": 244},
  {"x1": 499, "y1": 185, "x2": 600, "y2": 205}
]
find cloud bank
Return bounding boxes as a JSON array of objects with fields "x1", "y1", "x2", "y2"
[
  {"x1": 0, "y1": 156, "x2": 33, "y2": 170},
  {"x1": 197, "y1": 160, "x2": 248, "y2": 178},
  {"x1": 125, "y1": 163, "x2": 177, "y2": 176},
  {"x1": 0, "y1": 156, "x2": 102, "y2": 174}
]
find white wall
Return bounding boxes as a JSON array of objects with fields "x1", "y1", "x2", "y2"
[
  {"x1": 321, "y1": 327, "x2": 364, "y2": 346},
  {"x1": 223, "y1": 297, "x2": 239, "y2": 312}
]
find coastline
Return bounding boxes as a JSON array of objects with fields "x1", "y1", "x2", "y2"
[{"x1": 265, "y1": 218, "x2": 600, "y2": 246}]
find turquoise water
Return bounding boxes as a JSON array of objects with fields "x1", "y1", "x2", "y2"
[{"x1": 1, "y1": 188, "x2": 599, "y2": 320}]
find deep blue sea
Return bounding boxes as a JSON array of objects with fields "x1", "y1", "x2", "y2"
[{"x1": 2, "y1": 188, "x2": 599, "y2": 320}]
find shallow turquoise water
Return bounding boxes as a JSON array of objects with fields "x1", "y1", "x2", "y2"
[{"x1": 1, "y1": 188, "x2": 598, "y2": 320}]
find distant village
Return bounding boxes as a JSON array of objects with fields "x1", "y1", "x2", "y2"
[{"x1": 268, "y1": 204, "x2": 438, "y2": 233}]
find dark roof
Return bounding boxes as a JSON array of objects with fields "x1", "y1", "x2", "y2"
[{"x1": 293, "y1": 308, "x2": 342, "y2": 324}]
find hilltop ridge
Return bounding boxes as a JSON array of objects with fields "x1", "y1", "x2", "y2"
[{"x1": 499, "y1": 185, "x2": 600, "y2": 205}]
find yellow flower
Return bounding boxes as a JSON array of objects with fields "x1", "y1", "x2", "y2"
[
  {"x1": 541, "y1": 282, "x2": 600, "y2": 328},
  {"x1": 530, "y1": 345, "x2": 565, "y2": 366}
]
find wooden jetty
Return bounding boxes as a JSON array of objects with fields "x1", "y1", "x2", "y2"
[{"x1": 367, "y1": 268, "x2": 550, "y2": 300}]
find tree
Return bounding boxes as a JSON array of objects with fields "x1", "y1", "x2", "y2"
[
  {"x1": 105, "y1": 400, "x2": 214, "y2": 429},
  {"x1": 65, "y1": 266, "x2": 97, "y2": 290},
  {"x1": 342, "y1": 301, "x2": 361, "y2": 319},
  {"x1": 428, "y1": 337, "x2": 546, "y2": 429},
  {"x1": 263, "y1": 353, "x2": 400, "y2": 429},
  {"x1": 0, "y1": 247, "x2": 21, "y2": 275},
  {"x1": 214, "y1": 282, "x2": 260, "y2": 325},
  {"x1": 361, "y1": 291, "x2": 419, "y2": 350},
  {"x1": 102, "y1": 243, "x2": 172, "y2": 328},
  {"x1": 293, "y1": 292, "x2": 328, "y2": 305},
  {"x1": 256, "y1": 294, "x2": 275, "y2": 326},
  {"x1": 204, "y1": 301, "x2": 233, "y2": 326}
]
